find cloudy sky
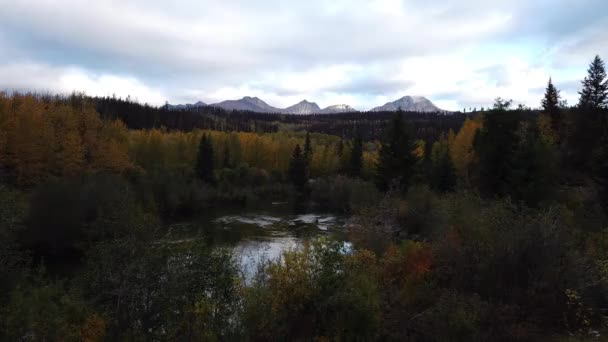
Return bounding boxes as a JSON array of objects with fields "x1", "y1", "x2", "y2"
[{"x1": 0, "y1": 0, "x2": 606, "y2": 111}]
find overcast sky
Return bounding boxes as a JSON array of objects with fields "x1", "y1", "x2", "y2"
[{"x1": 0, "y1": 0, "x2": 606, "y2": 110}]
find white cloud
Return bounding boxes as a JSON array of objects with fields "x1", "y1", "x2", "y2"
[
  {"x1": 0, "y1": 0, "x2": 606, "y2": 110},
  {"x1": 0, "y1": 63, "x2": 167, "y2": 105}
]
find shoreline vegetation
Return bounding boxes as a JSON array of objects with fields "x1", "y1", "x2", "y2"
[{"x1": 2, "y1": 55, "x2": 608, "y2": 340}]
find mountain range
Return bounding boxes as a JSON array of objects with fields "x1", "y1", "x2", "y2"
[{"x1": 168, "y1": 96, "x2": 445, "y2": 114}]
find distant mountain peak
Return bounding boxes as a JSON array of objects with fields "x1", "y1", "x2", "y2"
[
  {"x1": 171, "y1": 94, "x2": 446, "y2": 114},
  {"x1": 371, "y1": 96, "x2": 442, "y2": 112},
  {"x1": 319, "y1": 104, "x2": 358, "y2": 114},
  {"x1": 282, "y1": 99, "x2": 321, "y2": 114}
]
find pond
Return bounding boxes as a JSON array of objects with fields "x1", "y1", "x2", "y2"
[{"x1": 161, "y1": 203, "x2": 350, "y2": 278}]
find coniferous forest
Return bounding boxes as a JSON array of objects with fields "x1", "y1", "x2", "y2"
[{"x1": 2, "y1": 55, "x2": 608, "y2": 341}]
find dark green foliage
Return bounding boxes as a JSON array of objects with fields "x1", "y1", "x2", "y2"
[
  {"x1": 195, "y1": 133, "x2": 215, "y2": 184},
  {"x1": 2, "y1": 275, "x2": 101, "y2": 341},
  {"x1": 570, "y1": 55, "x2": 608, "y2": 172},
  {"x1": 303, "y1": 131, "x2": 313, "y2": 166},
  {"x1": 22, "y1": 174, "x2": 151, "y2": 257},
  {"x1": 0, "y1": 186, "x2": 29, "y2": 303},
  {"x1": 508, "y1": 122, "x2": 558, "y2": 206},
  {"x1": 430, "y1": 138, "x2": 457, "y2": 193},
  {"x1": 475, "y1": 104, "x2": 521, "y2": 197},
  {"x1": 375, "y1": 110, "x2": 418, "y2": 192},
  {"x1": 349, "y1": 135, "x2": 363, "y2": 177},
  {"x1": 223, "y1": 145, "x2": 232, "y2": 168},
  {"x1": 242, "y1": 239, "x2": 381, "y2": 341},
  {"x1": 80, "y1": 238, "x2": 239, "y2": 340},
  {"x1": 309, "y1": 176, "x2": 380, "y2": 213},
  {"x1": 288, "y1": 144, "x2": 308, "y2": 189},
  {"x1": 336, "y1": 136, "x2": 344, "y2": 157}
]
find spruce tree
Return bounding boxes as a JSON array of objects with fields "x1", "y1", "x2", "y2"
[
  {"x1": 349, "y1": 135, "x2": 363, "y2": 178},
  {"x1": 336, "y1": 137, "x2": 344, "y2": 158},
  {"x1": 195, "y1": 133, "x2": 215, "y2": 184},
  {"x1": 430, "y1": 138, "x2": 456, "y2": 193},
  {"x1": 288, "y1": 144, "x2": 307, "y2": 189},
  {"x1": 571, "y1": 55, "x2": 608, "y2": 167},
  {"x1": 223, "y1": 146, "x2": 231, "y2": 169},
  {"x1": 476, "y1": 99, "x2": 521, "y2": 197},
  {"x1": 579, "y1": 55, "x2": 608, "y2": 110},
  {"x1": 508, "y1": 121, "x2": 557, "y2": 206},
  {"x1": 375, "y1": 109, "x2": 418, "y2": 192},
  {"x1": 303, "y1": 131, "x2": 313, "y2": 177},
  {"x1": 541, "y1": 77, "x2": 562, "y2": 142}
]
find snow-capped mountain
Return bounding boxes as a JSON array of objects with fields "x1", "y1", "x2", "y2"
[
  {"x1": 318, "y1": 104, "x2": 358, "y2": 114},
  {"x1": 370, "y1": 96, "x2": 441, "y2": 112},
  {"x1": 169, "y1": 95, "x2": 444, "y2": 114},
  {"x1": 211, "y1": 96, "x2": 282, "y2": 113},
  {"x1": 281, "y1": 100, "x2": 321, "y2": 114}
]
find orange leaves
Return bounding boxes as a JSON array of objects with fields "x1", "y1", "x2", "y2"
[
  {"x1": 381, "y1": 241, "x2": 433, "y2": 286},
  {"x1": 0, "y1": 94, "x2": 133, "y2": 185},
  {"x1": 79, "y1": 313, "x2": 106, "y2": 342},
  {"x1": 449, "y1": 117, "x2": 482, "y2": 186}
]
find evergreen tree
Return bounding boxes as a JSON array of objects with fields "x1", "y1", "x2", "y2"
[
  {"x1": 195, "y1": 133, "x2": 215, "y2": 184},
  {"x1": 349, "y1": 135, "x2": 363, "y2": 178},
  {"x1": 508, "y1": 121, "x2": 557, "y2": 206},
  {"x1": 570, "y1": 56, "x2": 608, "y2": 167},
  {"x1": 303, "y1": 131, "x2": 313, "y2": 164},
  {"x1": 288, "y1": 144, "x2": 307, "y2": 189},
  {"x1": 578, "y1": 55, "x2": 608, "y2": 110},
  {"x1": 476, "y1": 99, "x2": 521, "y2": 197},
  {"x1": 223, "y1": 146, "x2": 232, "y2": 169},
  {"x1": 541, "y1": 78, "x2": 562, "y2": 142},
  {"x1": 375, "y1": 110, "x2": 418, "y2": 192},
  {"x1": 336, "y1": 137, "x2": 344, "y2": 158},
  {"x1": 430, "y1": 138, "x2": 456, "y2": 193}
]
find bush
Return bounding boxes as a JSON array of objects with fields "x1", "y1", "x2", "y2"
[
  {"x1": 23, "y1": 174, "x2": 155, "y2": 256},
  {"x1": 242, "y1": 238, "x2": 381, "y2": 341},
  {"x1": 80, "y1": 238, "x2": 240, "y2": 340},
  {"x1": 310, "y1": 176, "x2": 380, "y2": 213}
]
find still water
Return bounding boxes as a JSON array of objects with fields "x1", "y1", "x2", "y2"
[{"x1": 162, "y1": 203, "x2": 349, "y2": 278}]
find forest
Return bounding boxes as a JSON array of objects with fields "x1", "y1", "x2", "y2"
[{"x1": 1, "y1": 55, "x2": 608, "y2": 341}]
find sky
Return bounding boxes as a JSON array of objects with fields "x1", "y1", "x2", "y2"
[{"x1": 0, "y1": 0, "x2": 606, "y2": 111}]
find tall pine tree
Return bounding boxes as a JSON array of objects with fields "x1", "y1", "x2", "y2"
[
  {"x1": 349, "y1": 135, "x2": 363, "y2": 178},
  {"x1": 430, "y1": 137, "x2": 456, "y2": 193},
  {"x1": 288, "y1": 144, "x2": 308, "y2": 189},
  {"x1": 476, "y1": 99, "x2": 521, "y2": 197},
  {"x1": 579, "y1": 55, "x2": 608, "y2": 110},
  {"x1": 303, "y1": 131, "x2": 313, "y2": 177},
  {"x1": 571, "y1": 55, "x2": 608, "y2": 167},
  {"x1": 375, "y1": 109, "x2": 418, "y2": 192},
  {"x1": 541, "y1": 77, "x2": 562, "y2": 143},
  {"x1": 195, "y1": 133, "x2": 215, "y2": 184}
]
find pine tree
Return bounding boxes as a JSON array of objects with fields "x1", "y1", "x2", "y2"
[
  {"x1": 288, "y1": 144, "x2": 307, "y2": 189},
  {"x1": 541, "y1": 78, "x2": 562, "y2": 142},
  {"x1": 570, "y1": 56, "x2": 608, "y2": 167},
  {"x1": 579, "y1": 55, "x2": 608, "y2": 110},
  {"x1": 223, "y1": 146, "x2": 231, "y2": 169},
  {"x1": 430, "y1": 138, "x2": 456, "y2": 193},
  {"x1": 508, "y1": 121, "x2": 557, "y2": 206},
  {"x1": 349, "y1": 135, "x2": 363, "y2": 178},
  {"x1": 476, "y1": 99, "x2": 521, "y2": 196},
  {"x1": 303, "y1": 131, "x2": 313, "y2": 164},
  {"x1": 336, "y1": 137, "x2": 344, "y2": 157},
  {"x1": 195, "y1": 133, "x2": 215, "y2": 184},
  {"x1": 375, "y1": 110, "x2": 418, "y2": 192}
]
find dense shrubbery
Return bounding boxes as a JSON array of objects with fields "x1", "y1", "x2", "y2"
[{"x1": 309, "y1": 175, "x2": 380, "y2": 213}]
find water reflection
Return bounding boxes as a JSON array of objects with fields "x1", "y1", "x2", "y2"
[{"x1": 163, "y1": 208, "x2": 348, "y2": 279}]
